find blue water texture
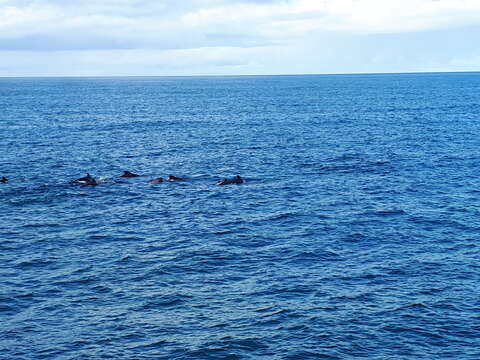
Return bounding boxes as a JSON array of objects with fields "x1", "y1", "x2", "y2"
[{"x1": 1, "y1": 73, "x2": 480, "y2": 359}]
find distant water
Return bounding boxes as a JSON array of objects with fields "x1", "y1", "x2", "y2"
[{"x1": 1, "y1": 73, "x2": 480, "y2": 359}]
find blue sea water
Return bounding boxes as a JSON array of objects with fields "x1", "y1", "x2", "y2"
[{"x1": 1, "y1": 73, "x2": 480, "y2": 359}]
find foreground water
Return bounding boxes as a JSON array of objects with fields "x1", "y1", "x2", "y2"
[{"x1": 1, "y1": 73, "x2": 479, "y2": 359}]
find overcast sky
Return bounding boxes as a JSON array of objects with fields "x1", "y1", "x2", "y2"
[{"x1": 0, "y1": 0, "x2": 479, "y2": 76}]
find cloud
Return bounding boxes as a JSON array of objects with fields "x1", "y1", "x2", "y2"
[
  {"x1": 1, "y1": 0, "x2": 480, "y2": 52},
  {"x1": 0, "y1": 46, "x2": 268, "y2": 77},
  {"x1": 319, "y1": 0, "x2": 480, "y2": 33},
  {"x1": 0, "y1": 0, "x2": 479, "y2": 76}
]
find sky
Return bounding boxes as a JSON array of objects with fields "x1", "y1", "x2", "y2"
[{"x1": 0, "y1": 0, "x2": 479, "y2": 76}]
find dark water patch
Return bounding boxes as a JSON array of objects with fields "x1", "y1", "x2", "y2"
[
  {"x1": 284, "y1": 351, "x2": 341, "y2": 359},
  {"x1": 284, "y1": 249, "x2": 341, "y2": 265},
  {"x1": 0, "y1": 303, "x2": 16, "y2": 314},
  {"x1": 363, "y1": 208, "x2": 407, "y2": 217},
  {"x1": 138, "y1": 293, "x2": 192, "y2": 310},
  {"x1": 13, "y1": 257, "x2": 57, "y2": 270},
  {"x1": 54, "y1": 276, "x2": 100, "y2": 289}
]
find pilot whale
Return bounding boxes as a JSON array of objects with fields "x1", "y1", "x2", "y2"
[
  {"x1": 73, "y1": 173, "x2": 93, "y2": 183},
  {"x1": 121, "y1": 171, "x2": 141, "y2": 178},
  {"x1": 0, "y1": 176, "x2": 8, "y2": 183},
  {"x1": 168, "y1": 175, "x2": 184, "y2": 182},
  {"x1": 84, "y1": 178, "x2": 97, "y2": 186},
  {"x1": 72, "y1": 173, "x2": 97, "y2": 186},
  {"x1": 216, "y1": 175, "x2": 244, "y2": 186},
  {"x1": 148, "y1": 177, "x2": 163, "y2": 183}
]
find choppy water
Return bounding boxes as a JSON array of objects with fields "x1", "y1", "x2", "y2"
[{"x1": 1, "y1": 73, "x2": 480, "y2": 359}]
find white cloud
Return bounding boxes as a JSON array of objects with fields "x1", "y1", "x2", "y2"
[
  {"x1": 318, "y1": 0, "x2": 480, "y2": 33},
  {"x1": 0, "y1": 46, "x2": 269, "y2": 76},
  {"x1": 1, "y1": 0, "x2": 480, "y2": 51},
  {"x1": 181, "y1": 0, "x2": 480, "y2": 35},
  {"x1": 0, "y1": 0, "x2": 479, "y2": 75}
]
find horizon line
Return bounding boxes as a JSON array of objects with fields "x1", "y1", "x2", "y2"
[{"x1": 0, "y1": 70, "x2": 479, "y2": 79}]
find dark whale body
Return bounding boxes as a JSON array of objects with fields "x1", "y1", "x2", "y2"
[
  {"x1": 121, "y1": 171, "x2": 141, "y2": 178},
  {"x1": 72, "y1": 173, "x2": 97, "y2": 186},
  {"x1": 73, "y1": 173, "x2": 93, "y2": 183},
  {"x1": 168, "y1": 175, "x2": 184, "y2": 182},
  {"x1": 217, "y1": 175, "x2": 244, "y2": 186},
  {"x1": 0, "y1": 176, "x2": 8, "y2": 183},
  {"x1": 83, "y1": 178, "x2": 98, "y2": 186},
  {"x1": 149, "y1": 177, "x2": 163, "y2": 183}
]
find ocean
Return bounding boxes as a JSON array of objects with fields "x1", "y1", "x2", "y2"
[{"x1": 1, "y1": 73, "x2": 479, "y2": 359}]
